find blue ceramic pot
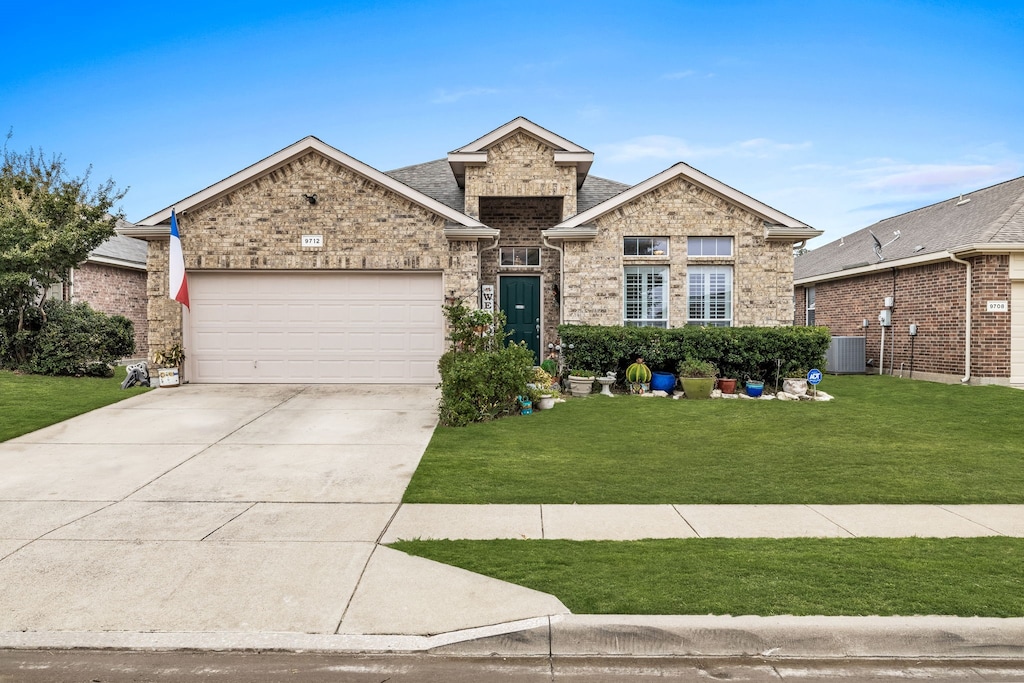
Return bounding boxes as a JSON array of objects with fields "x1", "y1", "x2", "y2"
[
  {"x1": 650, "y1": 372, "x2": 676, "y2": 392},
  {"x1": 746, "y1": 381, "x2": 764, "y2": 397}
]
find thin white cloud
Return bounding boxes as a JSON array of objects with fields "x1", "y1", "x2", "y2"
[
  {"x1": 662, "y1": 70, "x2": 696, "y2": 80},
  {"x1": 430, "y1": 87, "x2": 500, "y2": 104},
  {"x1": 852, "y1": 162, "x2": 1020, "y2": 194},
  {"x1": 599, "y1": 135, "x2": 811, "y2": 163}
]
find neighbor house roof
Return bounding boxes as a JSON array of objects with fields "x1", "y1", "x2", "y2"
[
  {"x1": 794, "y1": 175, "x2": 1024, "y2": 284},
  {"x1": 86, "y1": 221, "x2": 147, "y2": 270}
]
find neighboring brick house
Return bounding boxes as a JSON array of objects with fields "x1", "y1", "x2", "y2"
[
  {"x1": 794, "y1": 175, "x2": 1024, "y2": 386},
  {"x1": 121, "y1": 117, "x2": 821, "y2": 384},
  {"x1": 50, "y1": 229, "x2": 149, "y2": 357}
]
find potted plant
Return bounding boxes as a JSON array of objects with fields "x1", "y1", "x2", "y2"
[
  {"x1": 781, "y1": 367, "x2": 810, "y2": 396},
  {"x1": 529, "y1": 367, "x2": 561, "y2": 409},
  {"x1": 677, "y1": 358, "x2": 717, "y2": 399},
  {"x1": 567, "y1": 369, "x2": 596, "y2": 397},
  {"x1": 745, "y1": 377, "x2": 765, "y2": 398},
  {"x1": 717, "y1": 377, "x2": 738, "y2": 394},
  {"x1": 625, "y1": 358, "x2": 652, "y2": 394},
  {"x1": 152, "y1": 344, "x2": 186, "y2": 388}
]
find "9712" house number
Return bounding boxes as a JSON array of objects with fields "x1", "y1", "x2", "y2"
[{"x1": 301, "y1": 234, "x2": 323, "y2": 248}]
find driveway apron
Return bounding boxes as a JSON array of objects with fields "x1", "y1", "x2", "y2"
[{"x1": 0, "y1": 384, "x2": 568, "y2": 639}]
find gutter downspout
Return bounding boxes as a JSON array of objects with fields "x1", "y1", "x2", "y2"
[
  {"x1": 542, "y1": 235, "x2": 565, "y2": 325},
  {"x1": 949, "y1": 254, "x2": 972, "y2": 384}
]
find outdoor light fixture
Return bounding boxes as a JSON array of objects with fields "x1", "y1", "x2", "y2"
[{"x1": 302, "y1": 193, "x2": 318, "y2": 205}]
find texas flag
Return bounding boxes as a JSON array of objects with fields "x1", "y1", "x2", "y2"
[{"x1": 169, "y1": 209, "x2": 190, "y2": 309}]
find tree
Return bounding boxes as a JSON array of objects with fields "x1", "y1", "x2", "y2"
[{"x1": 0, "y1": 135, "x2": 126, "y2": 362}]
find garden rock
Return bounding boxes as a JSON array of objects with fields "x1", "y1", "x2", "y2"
[{"x1": 651, "y1": 390, "x2": 669, "y2": 398}]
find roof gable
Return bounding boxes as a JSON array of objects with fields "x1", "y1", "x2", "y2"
[
  {"x1": 547, "y1": 162, "x2": 819, "y2": 241},
  {"x1": 134, "y1": 137, "x2": 485, "y2": 230},
  {"x1": 795, "y1": 175, "x2": 1024, "y2": 282},
  {"x1": 447, "y1": 116, "x2": 594, "y2": 188}
]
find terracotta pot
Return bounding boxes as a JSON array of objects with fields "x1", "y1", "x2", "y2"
[{"x1": 717, "y1": 378, "x2": 737, "y2": 394}]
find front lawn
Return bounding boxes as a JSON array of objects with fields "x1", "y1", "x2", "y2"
[
  {"x1": 404, "y1": 375, "x2": 1024, "y2": 504},
  {"x1": 0, "y1": 368, "x2": 150, "y2": 442},
  {"x1": 392, "y1": 537, "x2": 1024, "y2": 617}
]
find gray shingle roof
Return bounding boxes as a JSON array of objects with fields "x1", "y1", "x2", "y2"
[
  {"x1": 795, "y1": 175, "x2": 1024, "y2": 281},
  {"x1": 90, "y1": 222, "x2": 148, "y2": 266},
  {"x1": 385, "y1": 159, "x2": 465, "y2": 212},
  {"x1": 385, "y1": 159, "x2": 630, "y2": 217}
]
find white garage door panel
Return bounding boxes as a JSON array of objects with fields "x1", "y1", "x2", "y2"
[{"x1": 188, "y1": 272, "x2": 443, "y2": 384}]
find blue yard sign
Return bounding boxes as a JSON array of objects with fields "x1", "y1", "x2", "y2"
[{"x1": 807, "y1": 369, "x2": 823, "y2": 385}]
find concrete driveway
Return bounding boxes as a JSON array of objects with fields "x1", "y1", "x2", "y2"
[{"x1": 0, "y1": 384, "x2": 566, "y2": 647}]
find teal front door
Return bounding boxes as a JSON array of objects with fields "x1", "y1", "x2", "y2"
[{"x1": 500, "y1": 276, "x2": 541, "y2": 364}]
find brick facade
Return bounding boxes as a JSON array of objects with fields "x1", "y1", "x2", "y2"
[
  {"x1": 796, "y1": 255, "x2": 1011, "y2": 383},
  {"x1": 136, "y1": 121, "x2": 813, "y2": 378},
  {"x1": 71, "y1": 262, "x2": 148, "y2": 357},
  {"x1": 145, "y1": 150, "x2": 479, "y2": 359},
  {"x1": 464, "y1": 132, "x2": 577, "y2": 220},
  {"x1": 563, "y1": 178, "x2": 795, "y2": 327}
]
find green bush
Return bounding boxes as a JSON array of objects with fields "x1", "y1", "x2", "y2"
[
  {"x1": 437, "y1": 302, "x2": 535, "y2": 427},
  {"x1": 22, "y1": 300, "x2": 134, "y2": 377},
  {"x1": 559, "y1": 324, "x2": 830, "y2": 383}
]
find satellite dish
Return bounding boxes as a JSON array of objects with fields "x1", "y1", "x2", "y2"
[{"x1": 869, "y1": 230, "x2": 884, "y2": 261}]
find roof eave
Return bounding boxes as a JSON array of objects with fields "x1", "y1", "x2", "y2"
[
  {"x1": 766, "y1": 225, "x2": 825, "y2": 242},
  {"x1": 443, "y1": 225, "x2": 500, "y2": 240},
  {"x1": 138, "y1": 136, "x2": 484, "y2": 229},
  {"x1": 541, "y1": 226, "x2": 598, "y2": 241},
  {"x1": 116, "y1": 224, "x2": 170, "y2": 240},
  {"x1": 795, "y1": 251, "x2": 956, "y2": 285},
  {"x1": 85, "y1": 255, "x2": 147, "y2": 270},
  {"x1": 557, "y1": 162, "x2": 811, "y2": 230}
]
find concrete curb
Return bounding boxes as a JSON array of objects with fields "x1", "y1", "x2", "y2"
[{"x1": 3, "y1": 615, "x2": 1024, "y2": 659}]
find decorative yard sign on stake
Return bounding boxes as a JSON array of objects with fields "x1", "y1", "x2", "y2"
[
  {"x1": 481, "y1": 285, "x2": 494, "y2": 313},
  {"x1": 807, "y1": 368, "x2": 822, "y2": 399}
]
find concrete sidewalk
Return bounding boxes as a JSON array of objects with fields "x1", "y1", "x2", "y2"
[
  {"x1": 2, "y1": 384, "x2": 1023, "y2": 659},
  {"x1": 382, "y1": 503, "x2": 1024, "y2": 541}
]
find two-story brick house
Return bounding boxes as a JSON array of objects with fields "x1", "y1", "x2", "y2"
[{"x1": 122, "y1": 118, "x2": 820, "y2": 384}]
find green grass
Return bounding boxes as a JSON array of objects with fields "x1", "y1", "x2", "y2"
[
  {"x1": 0, "y1": 368, "x2": 150, "y2": 442},
  {"x1": 391, "y1": 537, "x2": 1024, "y2": 617},
  {"x1": 404, "y1": 375, "x2": 1024, "y2": 504}
]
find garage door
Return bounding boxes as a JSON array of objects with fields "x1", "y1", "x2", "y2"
[{"x1": 187, "y1": 272, "x2": 443, "y2": 384}]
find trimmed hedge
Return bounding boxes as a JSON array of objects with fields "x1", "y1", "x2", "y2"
[{"x1": 558, "y1": 324, "x2": 830, "y2": 384}]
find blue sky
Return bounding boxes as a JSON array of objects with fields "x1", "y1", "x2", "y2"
[{"x1": 2, "y1": 0, "x2": 1021, "y2": 246}]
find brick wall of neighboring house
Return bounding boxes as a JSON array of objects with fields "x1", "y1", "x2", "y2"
[
  {"x1": 72, "y1": 261, "x2": 148, "y2": 357},
  {"x1": 799, "y1": 254, "x2": 1010, "y2": 382},
  {"x1": 562, "y1": 176, "x2": 796, "y2": 328},
  {"x1": 145, "y1": 150, "x2": 477, "y2": 358},
  {"x1": 463, "y1": 132, "x2": 578, "y2": 220}
]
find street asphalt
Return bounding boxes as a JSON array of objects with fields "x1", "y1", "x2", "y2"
[{"x1": 1, "y1": 384, "x2": 1022, "y2": 660}]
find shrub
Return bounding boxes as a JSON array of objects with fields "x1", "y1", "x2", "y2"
[
  {"x1": 23, "y1": 300, "x2": 134, "y2": 377},
  {"x1": 559, "y1": 324, "x2": 830, "y2": 383},
  {"x1": 437, "y1": 302, "x2": 535, "y2": 427}
]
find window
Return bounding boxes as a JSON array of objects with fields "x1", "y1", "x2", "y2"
[
  {"x1": 623, "y1": 237, "x2": 668, "y2": 256},
  {"x1": 500, "y1": 247, "x2": 540, "y2": 267},
  {"x1": 688, "y1": 266, "x2": 732, "y2": 326},
  {"x1": 805, "y1": 286, "x2": 816, "y2": 326},
  {"x1": 624, "y1": 266, "x2": 668, "y2": 327},
  {"x1": 688, "y1": 236, "x2": 733, "y2": 257}
]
